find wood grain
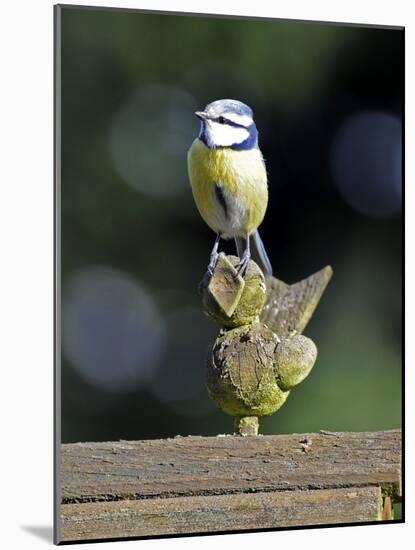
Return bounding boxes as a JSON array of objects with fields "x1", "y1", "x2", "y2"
[
  {"x1": 261, "y1": 266, "x2": 333, "y2": 338},
  {"x1": 59, "y1": 430, "x2": 401, "y2": 542},
  {"x1": 61, "y1": 486, "x2": 382, "y2": 541},
  {"x1": 61, "y1": 430, "x2": 401, "y2": 504}
]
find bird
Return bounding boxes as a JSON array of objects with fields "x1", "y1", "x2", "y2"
[{"x1": 187, "y1": 98, "x2": 272, "y2": 278}]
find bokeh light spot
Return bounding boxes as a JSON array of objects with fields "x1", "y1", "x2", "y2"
[
  {"x1": 62, "y1": 267, "x2": 165, "y2": 392},
  {"x1": 109, "y1": 84, "x2": 198, "y2": 197},
  {"x1": 331, "y1": 111, "x2": 402, "y2": 219}
]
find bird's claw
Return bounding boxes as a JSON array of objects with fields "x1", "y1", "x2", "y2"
[
  {"x1": 236, "y1": 251, "x2": 251, "y2": 278},
  {"x1": 207, "y1": 252, "x2": 219, "y2": 276}
]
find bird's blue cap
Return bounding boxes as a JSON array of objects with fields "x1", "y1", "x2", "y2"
[{"x1": 202, "y1": 99, "x2": 253, "y2": 119}]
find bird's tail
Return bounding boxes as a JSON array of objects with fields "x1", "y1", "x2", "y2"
[{"x1": 235, "y1": 230, "x2": 273, "y2": 278}]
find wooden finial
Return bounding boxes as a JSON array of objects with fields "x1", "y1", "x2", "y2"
[{"x1": 200, "y1": 256, "x2": 333, "y2": 435}]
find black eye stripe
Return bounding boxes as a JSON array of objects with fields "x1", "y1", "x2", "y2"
[{"x1": 215, "y1": 116, "x2": 249, "y2": 128}]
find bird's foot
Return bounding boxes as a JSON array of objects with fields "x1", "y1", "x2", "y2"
[
  {"x1": 236, "y1": 250, "x2": 251, "y2": 278},
  {"x1": 207, "y1": 251, "x2": 219, "y2": 276}
]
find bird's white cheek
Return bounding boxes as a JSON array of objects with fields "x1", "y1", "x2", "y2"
[{"x1": 209, "y1": 121, "x2": 250, "y2": 146}]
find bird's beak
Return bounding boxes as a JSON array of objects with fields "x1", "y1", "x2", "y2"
[{"x1": 195, "y1": 111, "x2": 208, "y2": 120}]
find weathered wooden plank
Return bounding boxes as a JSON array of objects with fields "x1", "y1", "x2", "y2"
[
  {"x1": 61, "y1": 430, "x2": 401, "y2": 503},
  {"x1": 61, "y1": 486, "x2": 382, "y2": 541}
]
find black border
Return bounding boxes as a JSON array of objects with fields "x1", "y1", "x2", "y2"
[
  {"x1": 53, "y1": 4, "x2": 405, "y2": 545},
  {"x1": 400, "y1": 22, "x2": 405, "y2": 527},
  {"x1": 54, "y1": 4, "x2": 62, "y2": 546}
]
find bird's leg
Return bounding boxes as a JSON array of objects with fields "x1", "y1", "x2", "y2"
[
  {"x1": 236, "y1": 234, "x2": 251, "y2": 277},
  {"x1": 207, "y1": 233, "x2": 221, "y2": 275}
]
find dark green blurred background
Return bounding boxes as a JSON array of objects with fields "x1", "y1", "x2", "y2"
[{"x1": 59, "y1": 6, "x2": 402, "y2": 443}]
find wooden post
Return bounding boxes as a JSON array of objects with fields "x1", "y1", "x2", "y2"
[
  {"x1": 234, "y1": 415, "x2": 259, "y2": 436},
  {"x1": 382, "y1": 496, "x2": 394, "y2": 520}
]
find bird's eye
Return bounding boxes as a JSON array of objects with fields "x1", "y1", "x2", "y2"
[{"x1": 218, "y1": 116, "x2": 225, "y2": 124}]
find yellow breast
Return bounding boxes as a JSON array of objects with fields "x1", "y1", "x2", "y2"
[{"x1": 187, "y1": 139, "x2": 268, "y2": 238}]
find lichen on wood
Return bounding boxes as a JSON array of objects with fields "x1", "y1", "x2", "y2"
[
  {"x1": 233, "y1": 415, "x2": 260, "y2": 436},
  {"x1": 200, "y1": 254, "x2": 332, "y2": 435},
  {"x1": 207, "y1": 322, "x2": 289, "y2": 418},
  {"x1": 200, "y1": 254, "x2": 266, "y2": 327},
  {"x1": 274, "y1": 334, "x2": 318, "y2": 391}
]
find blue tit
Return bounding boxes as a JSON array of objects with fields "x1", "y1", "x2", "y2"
[{"x1": 187, "y1": 98, "x2": 272, "y2": 278}]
